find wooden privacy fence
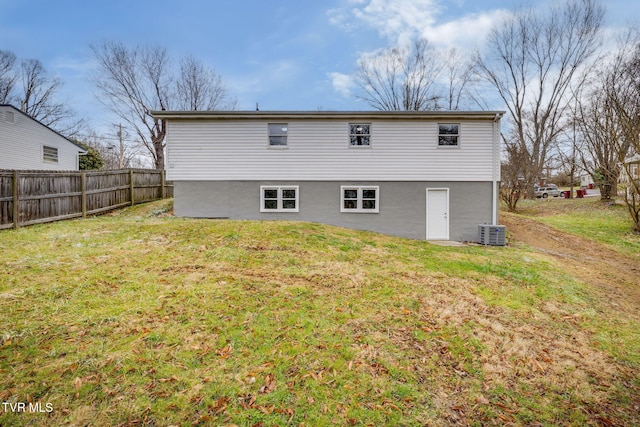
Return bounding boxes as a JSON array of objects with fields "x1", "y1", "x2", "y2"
[{"x1": 0, "y1": 169, "x2": 173, "y2": 230}]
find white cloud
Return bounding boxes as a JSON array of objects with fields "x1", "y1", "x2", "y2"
[
  {"x1": 329, "y1": 0, "x2": 507, "y2": 51},
  {"x1": 326, "y1": 8, "x2": 359, "y2": 32},
  {"x1": 328, "y1": 72, "x2": 356, "y2": 97},
  {"x1": 422, "y1": 9, "x2": 509, "y2": 50},
  {"x1": 351, "y1": 0, "x2": 441, "y2": 48},
  {"x1": 50, "y1": 56, "x2": 95, "y2": 74},
  {"x1": 326, "y1": 0, "x2": 510, "y2": 100}
]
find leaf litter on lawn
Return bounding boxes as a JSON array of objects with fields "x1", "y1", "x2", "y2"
[{"x1": 0, "y1": 201, "x2": 638, "y2": 426}]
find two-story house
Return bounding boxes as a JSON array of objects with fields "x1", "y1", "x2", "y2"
[{"x1": 152, "y1": 110, "x2": 504, "y2": 242}]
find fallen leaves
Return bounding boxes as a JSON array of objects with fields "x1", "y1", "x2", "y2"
[
  {"x1": 1, "y1": 210, "x2": 639, "y2": 427},
  {"x1": 258, "y1": 373, "x2": 277, "y2": 394},
  {"x1": 216, "y1": 344, "x2": 234, "y2": 359},
  {"x1": 209, "y1": 397, "x2": 230, "y2": 415},
  {"x1": 475, "y1": 394, "x2": 490, "y2": 405}
]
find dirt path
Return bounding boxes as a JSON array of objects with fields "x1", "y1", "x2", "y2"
[{"x1": 501, "y1": 212, "x2": 640, "y2": 317}]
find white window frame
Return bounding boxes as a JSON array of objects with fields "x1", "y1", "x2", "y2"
[
  {"x1": 268, "y1": 123, "x2": 288, "y2": 148},
  {"x1": 260, "y1": 185, "x2": 299, "y2": 212},
  {"x1": 43, "y1": 145, "x2": 59, "y2": 163},
  {"x1": 348, "y1": 123, "x2": 371, "y2": 148},
  {"x1": 437, "y1": 123, "x2": 460, "y2": 147},
  {"x1": 340, "y1": 186, "x2": 379, "y2": 213}
]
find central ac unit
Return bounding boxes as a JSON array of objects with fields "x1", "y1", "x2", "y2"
[{"x1": 478, "y1": 224, "x2": 506, "y2": 246}]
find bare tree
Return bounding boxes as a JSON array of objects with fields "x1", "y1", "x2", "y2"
[
  {"x1": 76, "y1": 128, "x2": 148, "y2": 170},
  {"x1": 572, "y1": 78, "x2": 628, "y2": 199},
  {"x1": 605, "y1": 38, "x2": 640, "y2": 231},
  {"x1": 500, "y1": 127, "x2": 531, "y2": 212},
  {"x1": 91, "y1": 42, "x2": 170, "y2": 170},
  {"x1": 473, "y1": 0, "x2": 605, "y2": 197},
  {"x1": 554, "y1": 119, "x2": 581, "y2": 197},
  {"x1": 0, "y1": 50, "x2": 16, "y2": 103},
  {"x1": 177, "y1": 55, "x2": 236, "y2": 111},
  {"x1": 355, "y1": 39, "x2": 444, "y2": 111},
  {"x1": 442, "y1": 48, "x2": 472, "y2": 110},
  {"x1": 21, "y1": 60, "x2": 67, "y2": 127},
  {"x1": 0, "y1": 52, "x2": 83, "y2": 136},
  {"x1": 92, "y1": 41, "x2": 235, "y2": 169}
]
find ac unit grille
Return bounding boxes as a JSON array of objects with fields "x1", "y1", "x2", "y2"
[{"x1": 478, "y1": 224, "x2": 506, "y2": 246}]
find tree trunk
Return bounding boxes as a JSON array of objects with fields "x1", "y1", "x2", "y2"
[
  {"x1": 600, "y1": 171, "x2": 619, "y2": 199},
  {"x1": 153, "y1": 139, "x2": 164, "y2": 170},
  {"x1": 152, "y1": 118, "x2": 166, "y2": 170}
]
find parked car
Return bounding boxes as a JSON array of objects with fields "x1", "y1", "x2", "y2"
[{"x1": 535, "y1": 186, "x2": 561, "y2": 198}]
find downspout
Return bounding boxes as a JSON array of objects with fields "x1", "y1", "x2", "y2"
[{"x1": 492, "y1": 113, "x2": 502, "y2": 225}]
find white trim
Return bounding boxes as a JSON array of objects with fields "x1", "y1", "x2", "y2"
[
  {"x1": 492, "y1": 113, "x2": 500, "y2": 225},
  {"x1": 260, "y1": 185, "x2": 299, "y2": 212},
  {"x1": 426, "y1": 188, "x2": 449, "y2": 240},
  {"x1": 340, "y1": 185, "x2": 379, "y2": 213}
]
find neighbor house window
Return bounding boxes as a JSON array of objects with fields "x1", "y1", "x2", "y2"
[
  {"x1": 260, "y1": 186, "x2": 299, "y2": 212},
  {"x1": 340, "y1": 186, "x2": 379, "y2": 213},
  {"x1": 349, "y1": 124, "x2": 371, "y2": 147},
  {"x1": 43, "y1": 146, "x2": 59, "y2": 163},
  {"x1": 268, "y1": 123, "x2": 288, "y2": 147},
  {"x1": 438, "y1": 123, "x2": 459, "y2": 146},
  {"x1": 5, "y1": 111, "x2": 15, "y2": 123}
]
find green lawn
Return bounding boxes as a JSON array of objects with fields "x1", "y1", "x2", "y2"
[
  {"x1": 516, "y1": 197, "x2": 640, "y2": 257},
  {"x1": 1, "y1": 200, "x2": 638, "y2": 426}
]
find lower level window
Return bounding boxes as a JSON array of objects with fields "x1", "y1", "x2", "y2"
[
  {"x1": 260, "y1": 186, "x2": 299, "y2": 212},
  {"x1": 341, "y1": 186, "x2": 379, "y2": 213}
]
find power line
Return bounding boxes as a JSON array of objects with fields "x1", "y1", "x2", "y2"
[{"x1": 71, "y1": 132, "x2": 143, "y2": 144}]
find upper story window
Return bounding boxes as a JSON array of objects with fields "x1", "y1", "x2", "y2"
[
  {"x1": 5, "y1": 111, "x2": 15, "y2": 123},
  {"x1": 438, "y1": 123, "x2": 459, "y2": 147},
  {"x1": 341, "y1": 186, "x2": 379, "y2": 213},
  {"x1": 349, "y1": 124, "x2": 371, "y2": 147},
  {"x1": 43, "y1": 146, "x2": 59, "y2": 163},
  {"x1": 260, "y1": 185, "x2": 299, "y2": 212},
  {"x1": 268, "y1": 123, "x2": 288, "y2": 147}
]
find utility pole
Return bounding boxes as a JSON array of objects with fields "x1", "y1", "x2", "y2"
[{"x1": 117, "y1": 123, "x2": 124, "y2": 169}]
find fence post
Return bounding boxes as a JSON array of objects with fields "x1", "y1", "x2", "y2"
[
  {"x1": 161, "y1": 170, "x2": 166, "y2": 199},
  {"x1": 129, "y1": 169, "x2": 135, "y2": 206},
  {"x1": 81, "y1": 171, "x2": 87, "y2": 218},
  {"x1": 12, "y1": 170, "x2": 19, "y2": 229}
]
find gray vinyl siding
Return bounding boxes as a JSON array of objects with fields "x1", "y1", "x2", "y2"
[
  {"x1": 174, "y1": 180, "x2": 493, "y2": 242},
  {"x1": 0, "y1": 105, "x2": 81, "y2": 170},
  {"x1": 165, "y1": 119, "x2": 497, "y2": 182}
]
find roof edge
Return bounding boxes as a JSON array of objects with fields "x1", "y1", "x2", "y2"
[{"x1": 152, "y1": 110, "x2": 506, "y2": 120}]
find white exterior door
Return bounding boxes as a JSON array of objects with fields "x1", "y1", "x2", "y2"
[{"x1": 426, "y1": 188, "x2": 449, "y2": 240}]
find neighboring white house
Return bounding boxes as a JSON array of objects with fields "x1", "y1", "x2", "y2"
[
  {"x1": 0, "y1": 104, "x2": 86, "y2": 170},
  {"x1": 620, "y1": 154, "x2": 640, "y2": 201},
  {"x1": 620, "y1": 154, "x2": 640, "y2": 184},
  {"x1": 580, "y1": 174, "x2": 595, "y2": 188},
  {"x1": 152, "y1": 110, "x2": 504, "y2": 241}
]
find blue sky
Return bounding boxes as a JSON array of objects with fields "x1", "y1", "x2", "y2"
[{"x1": 0, "y1": 0, "x2": 637, "y2": 134}]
